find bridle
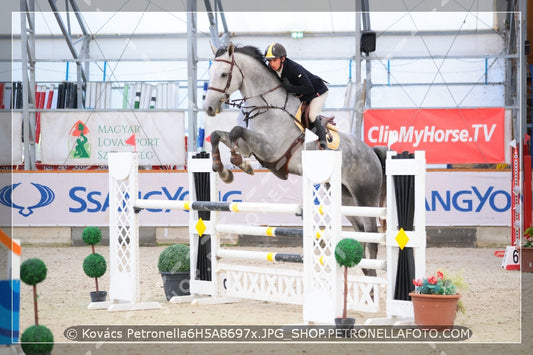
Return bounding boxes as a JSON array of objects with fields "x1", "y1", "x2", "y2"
[
  {"x1": 207, "y1": 52, "x2": 283, "y2": 111},
  {"x1": 207, "y1": 54, "x2": 244, "y2": 102}
]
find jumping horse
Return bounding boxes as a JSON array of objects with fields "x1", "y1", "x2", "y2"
[{"x1": 203, "y1": 43, "x2": 387, "y2": 276}]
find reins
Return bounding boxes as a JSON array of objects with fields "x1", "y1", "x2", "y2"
[{"x1": 207, "y1": 52, "x2": 295, "y2": 124}]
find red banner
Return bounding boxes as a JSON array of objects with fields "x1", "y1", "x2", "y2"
[{"x1": 364, "y1": 108, "x2": 505, "y2": 164}]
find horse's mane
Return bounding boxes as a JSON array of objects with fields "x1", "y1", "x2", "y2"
[{"x1": 215, "y1": 45, "x2": 269, "y2": 69}]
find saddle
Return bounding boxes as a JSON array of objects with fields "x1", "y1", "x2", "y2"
[
  {"x1": 295, "y1": 102, "x2": 340, "y2": 149},
  {"x1": 253, "y1": 102, "x2": 340, "y2": 180}
]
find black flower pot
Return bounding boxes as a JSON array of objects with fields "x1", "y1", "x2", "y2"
[
  {"x1": 335, "y1": 317, "x2": 356, "y2": 338},
  {"x1": 161, "y1": 272, "x2": 190, "y2": 300},
  {"x1": 90, "y1": 290, "x2": 107, "y2": 302}
]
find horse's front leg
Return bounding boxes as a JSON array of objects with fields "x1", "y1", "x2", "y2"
[
  {"x1": 362, "y1": 216, "x2": 379, "y2": 277},
  {"x1": 210, "y1": 130, "x2": 234, "y2": 183}
]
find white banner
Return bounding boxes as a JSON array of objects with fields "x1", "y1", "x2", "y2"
[
  {"x1": 0, "y1": 112, "x2": 23, "y2": 165},
  {"x1": 0, "y1": 170, "x2": 512, "y2": 227},
  {"x1": 40, "y1": 111, "x2": 186, "y2": 166},
  {"x1": 426, "y1": 170, "x2": 511, "y2": 226}
]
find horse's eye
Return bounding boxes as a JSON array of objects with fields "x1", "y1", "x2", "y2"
[{"x1": 221, "y1": 73, "x2": 228, "y2": 78}]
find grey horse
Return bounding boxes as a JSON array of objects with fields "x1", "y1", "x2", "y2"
[{"x1": 203, "y1": 44, "x2": 387, "y2": 276}]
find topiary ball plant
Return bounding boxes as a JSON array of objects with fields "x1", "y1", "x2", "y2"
[
  {"x1": 82, "y1": 226, "x2": 102, "y2": 253},
  {"x1": 335, "y1": 238, "x2": 364, "y2": 319},
  {"x1": 81, "y1": 226, "x2": 107, "y2": 300},
  {"x1": 20, "y1": 258, "x2": 47, "y2": 326},
  {"x1": 335, "y1": 238, "x2": 364, "y2": 268},
  {"x1": 83, "y1": 253, "x2": 107, "y2": 292},
  {"x1": 20, "y1": 324, "x2": 54, "y2": 355},
  {"x1": 20, "y1": 258, "x2": 47, "y2": 287},
  {"x1": 158, "y1": 244, "x2": 190, "y2": 273}
]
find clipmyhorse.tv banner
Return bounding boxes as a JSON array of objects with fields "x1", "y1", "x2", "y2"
[{"x1": 364, "y1": 108, "x2": 506, "y2": 164}]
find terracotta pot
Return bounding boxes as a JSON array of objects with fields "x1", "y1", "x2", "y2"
[
  {"x1": 520, "y1": 247, "x2": 533, "y2": 273},
  {"x1": 409, "y1": 292, "x2": 460, "y2": 330}
]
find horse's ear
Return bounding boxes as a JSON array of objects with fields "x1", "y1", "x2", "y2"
[
  {"x1": 210, "y1": 41, "x2": 218, "y2": 55},
  {"x1": 228, "y1": 42, "x2": 235, "y2": 56}
]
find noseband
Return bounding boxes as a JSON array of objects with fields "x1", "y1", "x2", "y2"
[{"x1": 207, "y1": 54, "x2": 244, "y2": 102}]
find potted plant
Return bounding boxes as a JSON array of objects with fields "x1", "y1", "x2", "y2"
[
  {"x1": 334, "y1": 238, "x2": 364, "y2": 333},
  {"x1": 20, "y1": 258, "x2": 54, "y2": 355},
  {"x1": 520, "y1": 226, "x2": 533, "y2": 272},
  {"x1": 82, "y1": 226, "x2": 107, "y2": 302},
  {"x1": 410, "y1": 270, "x2": 466, "y2": 330},
  {"x1": 158, "y1": 244, "x2": 191, "y2": 301}
]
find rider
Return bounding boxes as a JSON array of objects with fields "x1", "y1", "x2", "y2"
[{"x1": 264, "y1": 42, "x2": 329, "y2": 150}]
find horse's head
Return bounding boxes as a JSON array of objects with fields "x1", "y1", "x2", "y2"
[{"x1": 204, "y1": 43, "x2": 243, "y2": 116}]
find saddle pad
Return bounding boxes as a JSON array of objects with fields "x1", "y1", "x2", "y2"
[
  {"x1": 326, "y1": 124, "x2": 340, "y2": 150},
  {"x1": 294, "y1": 104, "x2": 339, "y2": 149}
]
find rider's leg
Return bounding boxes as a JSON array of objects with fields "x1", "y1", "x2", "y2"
[{"x1": 308, "y1": 91, "x2": 329, "y2": 150}]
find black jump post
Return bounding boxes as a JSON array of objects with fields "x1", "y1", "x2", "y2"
[
  {"x1": 192, "y1": 152, "x2": 212, "y2": 281},
  {"x1": 392, "y1": 151, "x2": 416, "y2": 301}
]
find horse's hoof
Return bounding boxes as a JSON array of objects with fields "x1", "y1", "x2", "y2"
[
  {"x1": 219, "y1": 169, "x2": 234, "y2": 183},
  {"x1": 243, "y1": 165, "x2": 254, "y2": 175},
  {"x1": 212, "y1": 163, "x2": 222, "y2": 173}
]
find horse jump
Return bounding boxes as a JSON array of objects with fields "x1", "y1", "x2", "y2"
[{"x1": 106, "y1": 149, "x2": 426, "y2": 324}]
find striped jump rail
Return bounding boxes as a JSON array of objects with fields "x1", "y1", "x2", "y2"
[
  {"x1": 134, "y1": 199, "x2": 302, "y2": 215},
  {"x1": 216, "y1": 248, "x2": 386, "y2": 270},
  {"x1": 217, "y1": 249, "x2": 304, "y2": 263},
  {"x1": 216, "y1": 224, "x2": 385, "y2": 245}
]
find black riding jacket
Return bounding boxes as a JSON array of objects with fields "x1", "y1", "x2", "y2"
[{"x1": 277, "y1": 58, "x2": 328, "y2": 103}]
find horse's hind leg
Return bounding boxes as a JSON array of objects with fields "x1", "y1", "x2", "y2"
[
  {"x1": 210, "y1": 130, "x2": 234, "y2": 183},
  {"x1": 344, "y1": 215, "x2": 377, "y2": 277},
  {"x1": 342, "y1": 190, "x2": 378, "y2": 277},
  {"x1": 228, "y1": 126, "x2": 256, "y2": 176}
]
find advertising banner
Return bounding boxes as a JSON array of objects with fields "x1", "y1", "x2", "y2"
[
  {"x1": 39, "y1": 111, "x2": 186, "y2": 166},
  {"x1": 0, "y1": 170, "x2": 512, "y2": 227},
  {"x1": 1, "y1": 170, "x2": 303, "y2": 227},
  {"x1": 364, "y1": 108, "x2": 506, "y2": 164}
]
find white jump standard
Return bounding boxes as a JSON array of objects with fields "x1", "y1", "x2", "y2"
[{"x1": 107, "y1": 150, "x2": 426, "y2": 324}]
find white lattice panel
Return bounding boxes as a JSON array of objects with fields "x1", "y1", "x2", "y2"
[
  {"x1": 219, "y1": 264, "x2": 304, "y2": 305},
  {"x1": 302, "y1": 151, "x2": 343, "y2": 324},
  {"x1": 347, "y1": 275, "x2": 387, "y2": 313},
  {"x1": 108, "y1": 152, "x2": 139, "y2": 303}
]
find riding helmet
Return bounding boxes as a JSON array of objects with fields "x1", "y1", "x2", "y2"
[{"x1": 264, "y1": 42, "x2": 287, "y2": 59}]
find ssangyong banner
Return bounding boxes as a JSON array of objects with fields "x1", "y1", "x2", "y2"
[
  {"x1": 40, "y1": 111, "x2": 186, "y2": 166},
  {"x1": 0, "y1": 170, "x2": 512, "y2": 227},
  {"x1": 364, "y1": 108, "x2": 506, "y2": 164}
]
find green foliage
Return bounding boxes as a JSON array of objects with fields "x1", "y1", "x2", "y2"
[
  {"x1": 83, "y1": 253, "x2": 107, "y2": 278},
  {"x1": 413, "y1": 271, "x2": 467, "y2": 296},
  {"x1": 158, "y1": 244, "x2": 190, "y2": 273},
  {"x1": 20, "y1": 259, "x2": 47, "y2": 286},
  {"x1": 20, "y1": 325, "x2": 54, "y2": 355},
  {"x1": 334, "y1": 238, "x2": 364, "y2": 268},
  {"x1": 82, "y1": 226, "x2": 102, "y2": 246}
]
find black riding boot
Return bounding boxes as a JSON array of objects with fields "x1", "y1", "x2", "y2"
[{"x1": 311, "y1": 118, "x2": 327, "y2": 150}]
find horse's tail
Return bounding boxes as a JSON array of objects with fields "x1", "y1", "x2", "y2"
[{"x1": 372, "y1": 146, "x2": 388, "y2": 209}]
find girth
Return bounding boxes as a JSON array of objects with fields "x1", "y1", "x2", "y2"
[{"x1": 253, "y1": 133, "x2": 305, "y2": 180}]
